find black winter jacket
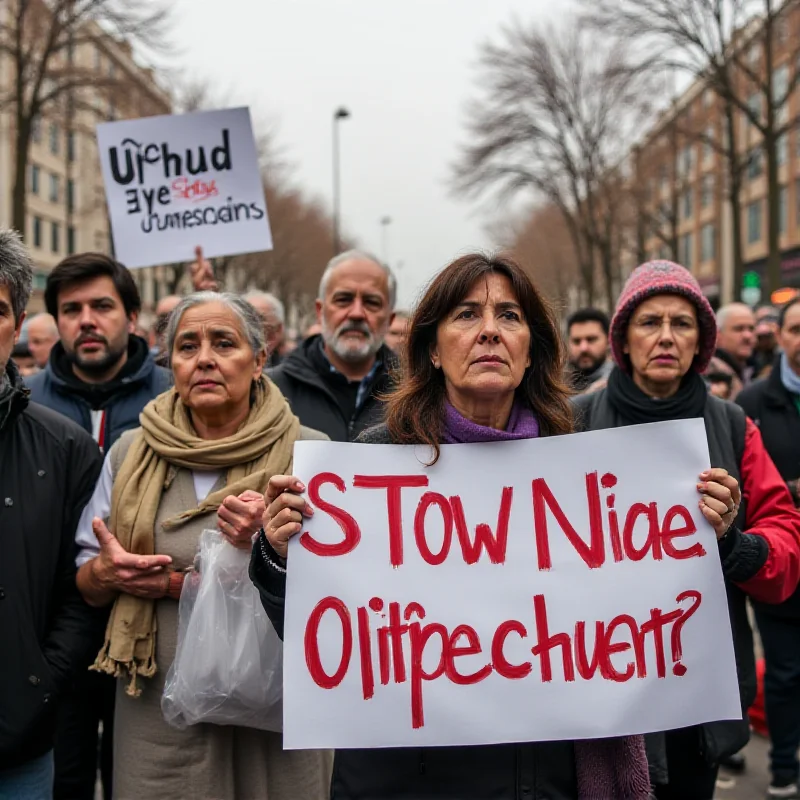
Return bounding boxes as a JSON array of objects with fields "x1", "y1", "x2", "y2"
[
  {"x1": 26, "y1": 335, "x2": 172, "y2": 454},
  {"x1": 0, "y1": 366, "x2": 104, "y2": 768},
  {"x1": 250, "y1": 423, "x2": 579, "y2": 800},
  {"x1": 268, "y1": 335, "x2": 395, "y2": 442},
  {"x1": 738, "y1": 356, "x2": 800, "y2": 618}
]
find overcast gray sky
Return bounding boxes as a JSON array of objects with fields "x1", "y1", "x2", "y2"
[{"x1": 170, "y1": 0, "x2": 563, "y2": 309}]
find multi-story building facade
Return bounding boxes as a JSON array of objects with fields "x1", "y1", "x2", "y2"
[
  {"x1": 0, "y1": 17, "x2": 172, "y2": 312},
  {"x1": 631, "y1": 2, "x2": 800, "y2": 307}
]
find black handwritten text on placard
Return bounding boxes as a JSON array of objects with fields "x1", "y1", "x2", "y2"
[{"x1": 106, "y1": 129, "x2": 266, "y2": 233}]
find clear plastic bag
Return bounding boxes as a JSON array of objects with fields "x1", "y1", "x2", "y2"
[{"x1": 162, "y1": 530, "x2": 283, "y2": 731}]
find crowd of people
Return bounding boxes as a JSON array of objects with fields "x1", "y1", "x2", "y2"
[{"x1": 1, "y1": 225, "x2": 800, "y2": 800}]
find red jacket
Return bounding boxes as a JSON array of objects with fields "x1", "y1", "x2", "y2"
[{"x1": 735, "y1": 419, "x2": 800, "y2": 604}]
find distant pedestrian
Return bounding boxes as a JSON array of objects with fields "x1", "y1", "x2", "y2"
[
  {"x1": 25, "y1": 313, "x2": 58, "y2": 369},
  {"x1": 738, "y1": 296, "x2": 800, "y2": 799},
  {"x1": 244, "y1": 290, "x2": 287, "y2": 368},
  {"x1": 0, "y1": 230, "x2": 104, "y2": 800},
  {"x1": 385, "y1": 309, "x2": 410, "y2": 354},
  {"x1": 565, "y1": 308, "x2": 613, "y2": 393},
  {"x1": 269, "y1": 250, "x2": 397, "y2": 442},
  {"x1": 706, "y1": 303, "x2": 756, "y2": 399}
]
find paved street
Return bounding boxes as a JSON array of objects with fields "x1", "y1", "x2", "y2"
[{"x1": 717, "y1": 733, "x2": 771, "y2": 800}]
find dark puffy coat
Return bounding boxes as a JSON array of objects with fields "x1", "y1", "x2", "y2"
[
  {"x1": 574, "y1": 389, "x2": 800, "y2": 760},
  {"x1": 738, "y1": 356, "x2": 800, "y2": 618},
  {"x1": 268, "y1": 335, "x2": 395, "y2": 442},
  {"x1": 26, "y1": 336, "x2": 171, "y2": 453},
  {"x1": 0, "y1": 368, "x2": 104, "y2": 769}
]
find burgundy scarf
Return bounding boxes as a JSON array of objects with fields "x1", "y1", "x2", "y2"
[{"x1": 442, "y1": 399, "x2": 652, "y2": 800}]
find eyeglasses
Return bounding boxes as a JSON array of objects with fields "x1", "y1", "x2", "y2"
[{"x1": 630, "y1": 317, "x2": 698, "y2": 335}]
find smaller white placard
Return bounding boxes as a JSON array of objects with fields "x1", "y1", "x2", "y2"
[{"x1": 97, "y1": 107, "x2": 272, "y2": 269}]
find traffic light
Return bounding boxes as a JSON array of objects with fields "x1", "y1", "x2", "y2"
[{"x1": 743, "y1": 271, "x2": 760, "y2": 289}]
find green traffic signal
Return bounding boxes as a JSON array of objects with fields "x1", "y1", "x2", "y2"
[{"x1": 742, "y1": 271, "x2": 760, "y2": 289}]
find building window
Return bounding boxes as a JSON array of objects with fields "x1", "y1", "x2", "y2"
[
  {"x1": 680, "y1": 233, "x2": 694, "y2": 269},
  {"x1": 701, "y1": 174, "x2": 714, "y2": 208},
  {"x1": 67, "y1": 179, "x2": 75, "y2": 213},
  {"x1": 32, "y1": 216, "x2": 42, "y2": 248},
  {"x1": 780, "y1": 185, "x2": 788, "y2": 235},
  {"x1": 748, "y1": 200, "x2": 762, "y2": 243},
  {"x1": 704, "y1": 125, "x2": 715, "y2": 161},
  {"x1": 747, "y1": 147, "x2": 763, "y2": 180},
  {"x1": 51, "y1": 222, "x2": 60, "y2": 254},
  {"x1": 682, "y1": 187, "x2": 693, "y2": 219},
  {"x1": 30, "y1": 164, "x2": 40, "y2": 195},
  {"x1": 31, "y1": 116, "x2": 42, "y2": 144},
  {"x1": 701, "y1": 223, "x2": 716, "y2": 261},
  {"x1": 743, "y1": 93, "x2": 761, "y2": 138},
  {"x1": 49, "y1": 123, "x2": 59, "y2": 155},
  {"x1": 49, "y1": 173, "x2": 59, "y2": 203},
  {"x1": 773, "y1": 64, "x2": 789, "y2": 107},
  {"x1": 67, "y1": 132, "x2": 76, "y2": 163},
  {"x1": 67, "y1": 226, "x2": 76, "y2": 255},
  {"x1": 680, "y1": 145, "x2": 694, "y2": 177},
  {"x1": 777, "y1": 133, "x2": 788, "y2": 166}
]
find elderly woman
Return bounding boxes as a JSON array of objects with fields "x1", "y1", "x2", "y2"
[
  {"x1": 573, "y1": 260, "x2": 800, "y2": 799},
  {"x1": 74, "y1": 292, "x2": 332, "y2": 800},
  {"x1": 251, "y1": 254, "x2": 652, "y2": 800}
]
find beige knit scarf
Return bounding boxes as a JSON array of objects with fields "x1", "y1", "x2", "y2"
[{"x1": 92, "y1": 377, "x2": 300, "y2": 696}]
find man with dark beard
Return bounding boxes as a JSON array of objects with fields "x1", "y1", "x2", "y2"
[
  {"x1": 566, "y1": 308, "x2": 613, "y2": 393},
  {"x1": 25, "y1": 252, "x2": 170, "y2": 800},
  {"x1": 269, "y1": 250, "x2": 397, "y2": 441}
]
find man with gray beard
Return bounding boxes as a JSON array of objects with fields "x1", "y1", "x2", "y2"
[{"x1": 269, "y1": 250, "x2": 397, "y2": 441}]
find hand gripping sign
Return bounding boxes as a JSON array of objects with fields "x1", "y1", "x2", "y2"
[{"x1": 282, "y1": 419, "x2": 741, "y2": 749}]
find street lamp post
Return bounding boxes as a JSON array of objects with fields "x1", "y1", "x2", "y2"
[
  {"x1": 332, "y1": 107, "x2": 350, "y2": 255},
  {"x1": 380, "y1": 215, "x2": 392, "y2": 264}
]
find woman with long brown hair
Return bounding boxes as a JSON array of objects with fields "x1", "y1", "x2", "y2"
[{"x1": 251, "y1": 253, "x2": 652, "y2": 799}]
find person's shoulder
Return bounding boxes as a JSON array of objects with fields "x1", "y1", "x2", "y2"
[
  {"x1": 24, "y1": 367, "x2": 46, "y2": 389},
  {"x1": 736, "y1": 376, "x2": 768, "y2": 408},
  {"x1": 23, "y1": 400, "x2": 97, "y2": 453},
  {"x1": 298, "y1": 425, "x2": 329, "y2": 442},
  {"x1": 355, "y1": 423, "x2": 393, "y2": 444}
]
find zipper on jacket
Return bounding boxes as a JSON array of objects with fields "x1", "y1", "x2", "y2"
[{"x1": 418, "y1": 749, "x2": 426, "y2": 775}]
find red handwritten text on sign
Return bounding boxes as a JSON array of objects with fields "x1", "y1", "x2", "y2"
[
  {"x1": 299, "y1": 471, "x2": 706, "y2": 570},
  {"x1": 303, "y1": 590, "x2": 703, "y2": 730}
]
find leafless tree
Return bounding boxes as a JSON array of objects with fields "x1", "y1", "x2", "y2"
[
  {"x1": 452, "y1": 19, "x2": 653, "y2": 308},
  {"x1": 0, "y1": 0, "x2": 169, "y2": 236},
  {"x1": 583, "y1": 0, "x2": 800, "y2": 297},
  {"x1": 490, "y1": 204, "x2": 580, "y2": 311}
]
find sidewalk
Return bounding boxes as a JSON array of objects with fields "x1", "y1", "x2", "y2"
[{"x1": 716, "y1": 733, "x2": 771, "y2": 799}]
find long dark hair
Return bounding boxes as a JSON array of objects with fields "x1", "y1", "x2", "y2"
[{"x1": 386, "y1": 252, "x2": 573, "y2": 462}]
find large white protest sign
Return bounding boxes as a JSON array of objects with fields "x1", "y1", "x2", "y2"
[
  {"x1": 283, "y1": 419, "x2": 741, "y2": 750},
  {"x1": 96, "y1": 107, "x2": 271, "y2": 269}
]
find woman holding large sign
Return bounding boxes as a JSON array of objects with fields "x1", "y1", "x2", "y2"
[
  {"x1": 574, "y1": 260, "x2": 800, "y2": 799},
  {"x1": 75, "y1": 292, "x2": 332, "y2": 800},
  {"x1": 252, "y1": 254, "x2": 656, "y2": 799}
]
